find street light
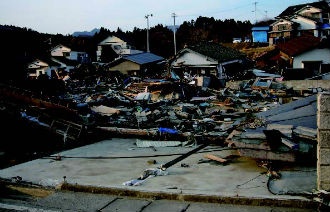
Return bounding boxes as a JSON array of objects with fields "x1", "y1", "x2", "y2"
[{"x1": 145, "y1": 14, "x2": 153, "y2": 52}]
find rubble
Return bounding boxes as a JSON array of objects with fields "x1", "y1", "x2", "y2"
[{"x1": 1, "y1": 66, "x2": 326, "y2": 165}]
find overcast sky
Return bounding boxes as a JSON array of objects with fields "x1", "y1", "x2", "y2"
[{"x1": 0, "y1": 0, "x2": 312, "y2": 35}]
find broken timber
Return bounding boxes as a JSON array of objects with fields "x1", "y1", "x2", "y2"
[
  {"x1": 96, "y1": 126, "x2": 191, "y2": 138},
  {"x1": 160, "y1": 143, "x2": 209, "y2": 170},
  {"x1": 204, "y1": 153, "x2": 228, "y2": 164},
  {"x1": 96, "y1": 126, "x2": 233, "y2": 143}
]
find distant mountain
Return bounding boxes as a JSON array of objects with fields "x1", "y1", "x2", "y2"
[{"x1": 72, "y1": 28, "x2": 100, "y2": 37}]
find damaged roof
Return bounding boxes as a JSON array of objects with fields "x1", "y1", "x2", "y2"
[
  {"x1": 187, "y1": 41, "x2": 246, "y2": 63},
  {"x1": 257, "y1": 94, "x2": 317, "y2": 129},
  {"x1": 276, "y1": 35, "x2": 321, "y2": 57}
]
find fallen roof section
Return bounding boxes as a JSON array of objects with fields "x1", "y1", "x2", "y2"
[{"x1": 257, "y1": 94, "x2": 317, "y2": 129}]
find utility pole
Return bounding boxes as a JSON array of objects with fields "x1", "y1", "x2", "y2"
[
  {"x1": 172, "y1": 12, "x2": 177, "y2": 55},
  {"x1": 253, "y1": 2, "x2": 258, "y2": 24},
  {"x1": 145, "y1": 14, "x2": 152, "y2": 52}
]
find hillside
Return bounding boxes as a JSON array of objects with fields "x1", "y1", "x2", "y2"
[{"x1": 222, "y1": 42, "x2": 276, "y2": 60}]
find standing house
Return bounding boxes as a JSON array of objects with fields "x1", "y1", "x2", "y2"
[
  {"x1": 50, "y1": 44, "x2": 81, "y2": 73},
  {"x1": 291, "y1": 15, "x2": 319, "y2": 37},
  {"x1": 50, "y1": 44, "x2": 71, "y2": 57},
  {"x1": 170, "y1": 41, "x2": 249, "y2": 82},
  {"x1": 26, "y1": 44, "x2": 84, "y2": 79},
  {"x1": 26, "y1": 57, "x2": 77, "y2": 80},
  {"x1": 269, "y1": 1, "x2": 330, "y2": 44},
  {"x1": 278, "y1": 1, "x2": 330, "y2": 25},
  {"x1": 269, "y1": 19, "x2": 297, "y2": 45},
  {"x1": 96, "y1": 36, "x2": 142, "y2": 62},
  {"x1": 50, "y1": 44, "x2": 89, "y2": 63},
  {"x1": 26, "y1": 59, "x2": 59, "y2": 80},
  {"x1": 106, "y1": 52, "x2": 165, "y2": 76},
  {"x1": 276, "y1": 34, "x2": 330, "y2": 79}
]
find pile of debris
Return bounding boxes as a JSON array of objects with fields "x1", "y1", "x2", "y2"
[
  {"x1": 1, "y1": 72, "x2": 322, "y2": 163},
  {"x1": 53, "y1": 74, "x2": 318, "y2": 163}
]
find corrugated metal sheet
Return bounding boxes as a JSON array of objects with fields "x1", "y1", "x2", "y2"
[{"x1": 124, "y1": 52, "x2": 164, "y2": 65}]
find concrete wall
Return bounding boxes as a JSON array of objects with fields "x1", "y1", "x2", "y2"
[{"x1": 317, "y1": 92, "x2": 330, "y2": 191}]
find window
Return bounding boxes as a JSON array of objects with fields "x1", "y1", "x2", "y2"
[
  {"x1": 278, "y1": 24, "x2": 287, "y2": 31},
  {"x1": 63, "y1": 52, "x2": 70, "y2": 57}
]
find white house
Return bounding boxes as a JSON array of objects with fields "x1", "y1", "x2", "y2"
[
  {"x1": 26, "y1": 59, "x2": 52, "y2": 79},
  {"x1": 269, "y1": 1, "x2": 330, "y2": 44},
  {"x1": 50, "y1": 44, "x2": 89, "y2": 63},
  {"x1": 170, "y1": 41, "x2": 248, "y2": 83},
  {"x1": 26, "y1": 58, "x2": 65, "y2": 80},
  {"x1": 295, "y1": 4, "x2": 327, "y2": 23},
  {"x1": 50, "y1": 44, "x2": 71, "y2": 57},
  {"x1": 293, "y1": 48, "x2": 330, "y2": 72},
  {"x1": 291, "y1": 15, "x2": 319, "y2": 37},
  {"x1": 96, "y1": 36, "x2": 142, "y2": 62},
  {"x1": 277, "y1": 35, "x2": 330, "y2": 79}
]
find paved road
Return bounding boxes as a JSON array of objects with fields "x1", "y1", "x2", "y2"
[{"x1": 0, "y1": 188, "x2": 319, "y2": 212}]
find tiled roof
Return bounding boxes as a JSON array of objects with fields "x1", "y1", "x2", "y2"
[
  {"x1": 278, "y1": 1, "x2": 330, "y2": 18},
  {"x1": 188, "y1": 41, "x2": 245, "y2": 62},
  {"x1": 276, "y1": 35, "x2": 321, "y2": 56},
  {"x1": 123, "y1": 52, "x2": 164, "y2": 65}
]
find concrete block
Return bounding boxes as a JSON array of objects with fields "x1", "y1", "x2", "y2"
[
  {"x1": 318, "y1": 148, "x2": 330, "y2": 165},
  {"x1": 318, "y1": 181, "x2": 330, "y2": 191},
  {"x1": 318, "y1": 93, "x2": 330, "y2": 113},
  {"x1": 319, "y1": 182, "x2": 330, "y2": 192},
  {"x1": 317, "y1": 165, "x2": 330, "y2": 190},
  {"x1": 318, "y1": 130, "x2": 330, "y2": 148},
  {"x1": 318, "y1": 113, "x2": 330, "y2": 129}
]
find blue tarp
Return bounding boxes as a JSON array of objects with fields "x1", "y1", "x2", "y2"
[
  {"x1": 171, "y1": 71, "x2": 180, "y2": 80},
  {"x1": 158, "y1": 127, "x2": 178, "y2": 134}
]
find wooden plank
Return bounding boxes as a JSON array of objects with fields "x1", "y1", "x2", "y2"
[{"x1": 204, "y1": 153, "x2": 227, "y2": 163}]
